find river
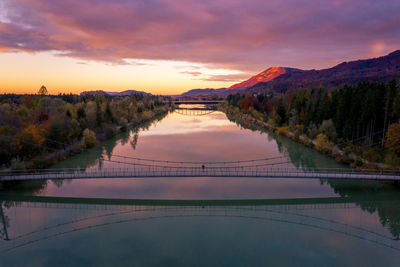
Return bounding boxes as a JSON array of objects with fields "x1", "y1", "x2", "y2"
[{"x1": 1, "y1": 105, "x2": 399, "y2": 266}]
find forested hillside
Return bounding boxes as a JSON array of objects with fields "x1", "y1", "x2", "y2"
[
  {"x1": 225, "y1": 79, "x2": 400, "y2": 167},
  {"x1": 0, "y1": 89, "x2": 170, "y2": 170}
]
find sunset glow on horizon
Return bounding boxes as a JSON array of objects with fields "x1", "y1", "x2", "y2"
[
  {"x1": 0, "y1": 51, "x2": 243, "y2": 95},
  {"x1": 1, "y1": 0, "x2": 400, "y2": 95}
]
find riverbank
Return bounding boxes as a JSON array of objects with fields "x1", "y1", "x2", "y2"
[
  {"x1": 4, "y1": 108, "x2": 171, "y2": 171},
  {"x1": 220, "y1": 105, "x2": 397, "y2": 171}
]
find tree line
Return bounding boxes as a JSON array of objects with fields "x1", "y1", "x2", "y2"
[
  {"x1": 0, "y1": 89, "x2": 170, "y2": 169},
  {"x1": 225, "y1": 79, "x2": 400, "y2": 166}
]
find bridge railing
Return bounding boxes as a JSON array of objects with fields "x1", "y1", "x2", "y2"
[
  {"x1": 1, "y1": 166, "x2": 400, "y2": 181},
  {"x1": 0, "y1": 166, "x2": 396, "y2": 175}
]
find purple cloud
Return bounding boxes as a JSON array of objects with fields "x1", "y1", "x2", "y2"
[
  {"x1": 1, "y1": 0, "x2": 399, "y2": 72},
  {"x1": 200, "y1": 73, "x2": 251, "y2": 82},
  {"x1": 180, "y1": 71, "x2": 203, "y2": 77}
]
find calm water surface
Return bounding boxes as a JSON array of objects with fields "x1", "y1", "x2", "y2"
[{"x1": 1, "y1": 106, "x2": 400, "y2": 266}]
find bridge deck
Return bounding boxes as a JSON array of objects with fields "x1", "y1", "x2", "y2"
[{"x1": 1, "y1": 168, "x2": 400, "y2": 182}]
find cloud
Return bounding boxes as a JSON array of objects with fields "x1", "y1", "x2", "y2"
[
  {"x1": 1, "y1": 0, "x2": 400, "y2": 72},
  {"x1": 174, "y1": 65, "x2": 202, "y2": 70},
  {"x1": 180, "y1": 70, "x2": 250, "y2": 82},
  {"x1": 200, "y1": 73, "x2": 251, "y2": 82},
  {"x1": 180, "y1": 71, "x2": 202, "y2": 77}
]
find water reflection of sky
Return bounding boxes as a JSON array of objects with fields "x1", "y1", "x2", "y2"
[
  {"x1": 43, "y1": 107, "x2": 347, "y2": 200},
  {"x1": 53, "y1": 107, "x2": 348, "y2": 170},
  {"x1": 139, "y1": 111, "x2": 234, "y2": 136},
  {"x1": 1, "y1": 201, "x2": 400, "y2": 266}
]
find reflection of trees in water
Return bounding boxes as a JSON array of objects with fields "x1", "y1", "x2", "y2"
[
  {"x1": 1, "y1": 180, "x2": 48, "y2": 196},
  {"x1": 130, "y1": 132, "x2": 139, "y2": 150},
  {"x1": 0, "y1": 113, "x2": 169, "y2": 194},
  {"x1": 0, "y1": 113, "x2": 167, "y2": 242},
  {"x1": 58, "y1": 112, "x2": 168, "y2": 172},
  {"x1": 378, "y1": 202, "x2": 400, "y2": 240},
  {"x1": 119, "y1": 132, "x2": 130, "y2": 146},
  {"x1": 226, "y1": 114, "x2": 259, "y2": 132},
  {"x1": 0, "y1": 202, "x2": 10, "y2": 240},
  {"x1": 325, "y1": 179, "x2": 400, "y2": 240},
  {"x1": 126, "y1": 113, "x2": 167, "y2": 151},
  {"x1": 273, "y1": 134, "x2": 317, "y2": 170},
  {"x1": 103, "y1": 137, "x2": 117, "y2": 161},
  {"x1": 0, "y1": 180, "x2": 48, "y2": 238},
  {"x1": 1, "y1": 200, "x2": 400, "y2": 252},
  {"x1": 2, "y1": 111, "x2": 400, "y2": 242},
  {"x1": 227, "y1": 112, "x2": 400, "y2": 239},
  {"x1": 226, "y1": 113, "x2": 342, "y2": 170}
]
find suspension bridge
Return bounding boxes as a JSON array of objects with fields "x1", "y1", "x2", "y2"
[
  {"x1": 0, "y1": 131, "x2": 399, "y2": 181},
  {"x1": 1, "y1": 108, "x2": 400, "y2": 183},
  {"x1": 1, "y1": 164, "x2": 400, "y2": 182}
]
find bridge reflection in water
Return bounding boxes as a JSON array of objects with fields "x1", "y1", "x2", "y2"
[
  {"x1": 174, "y1": 104, "x2": 217, "y2": 116},
  {"x1": 1, "y1": 195, "x2": 400, "y2": 253},
  {"x1": 175, "y1": 109, "x2": 216, "y2": 116}
]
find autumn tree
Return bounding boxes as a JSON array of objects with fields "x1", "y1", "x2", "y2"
[
  {"x1": 47, "y1": 118, "x2": 67, "y2": 146},
  {"x1": 17, "y1": 124, "x2": 45, "y2": 159},
  {"x1": 23, "y1": 95, "x2": 33, "y2": 109},
  {"x1": 385, "y1": 122, "x2": 400, "y2": 156},
  {"x1": 315, "y1": 133, "x2": 333, "y2": 154},
  {"x1": 96, "y1": 101, "x2": 103, "y2": 127},
  {"x1": 104, "y1": 101, "x2": 114, "y2": 123},
  {"x1": 0, "y1": 126, "x2": 18, "y2": 166},
  {"x1": 82, "y1": 128, "x2": 97, "y2": 148},
  {"x1": 77, "y1": 106, "x2": 86, "y2": 119},
  {"x1": 319, "y1": 119, "x2": 337, "y2": 142}
]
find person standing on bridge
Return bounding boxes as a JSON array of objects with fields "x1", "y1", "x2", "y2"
[{"x1": 202, "y1": 164, "x2": 205, "y2": 171}]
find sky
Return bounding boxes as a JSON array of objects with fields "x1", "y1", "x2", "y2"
[{"x1": 0, "y1": 0, "x2": 399, "y2": 95}]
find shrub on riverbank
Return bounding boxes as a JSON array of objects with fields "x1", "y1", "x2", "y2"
[
  {"x1": 83, "y1": 128, "x2": 97, "y2": 148},
  {"x1": 276, "y1": 126, "x2": 290, "y2": 137},
  {"x1": 314, "y1": 134, "x2": 333, "y2": 154}
]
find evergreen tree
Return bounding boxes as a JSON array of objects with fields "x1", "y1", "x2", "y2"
[
  {"x1": 105, "y1": 102, "x2": 114, "y2": 122},
  {"x1": 96, "y1": 101, "x2": 103, "y2": 127},
  {"x1": 276, "y1": 98, "x2": 286, "y2": 125}
]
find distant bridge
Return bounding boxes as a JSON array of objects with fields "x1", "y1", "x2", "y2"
[{"x1": 1, "y1": 167, "x2": 400, "y2": 182}]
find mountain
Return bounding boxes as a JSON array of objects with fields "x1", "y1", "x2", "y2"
[
  {"x1": 81, "y1": 90, "x2": 152, "y2": 96},
  {"x1": 227, "y1": 67, "x2": 303, "y2": 90},
  {"x1": 246, "y1": 50, "x2": 400, "y2": 94},
  {"x1": 105, "y1": 90, "x2": 151, "y2": 96},
  {"x1": 179, "y1": 50, "x2": 400, "y2": 96},
  {"x1": 84, "y1": 51, "x2": 400, "y2": 98},
  {"x1": 179, "y1": 88, "x2": 226, "y2": 97}
]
